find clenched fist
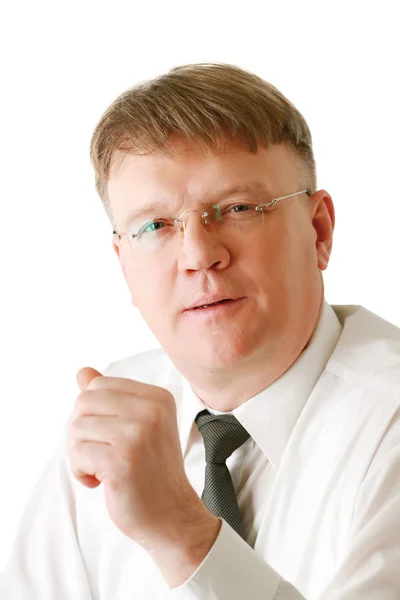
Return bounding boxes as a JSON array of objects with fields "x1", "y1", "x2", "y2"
[{"x1": 67, "y1": 367, "x2": 213, "y2": 555}]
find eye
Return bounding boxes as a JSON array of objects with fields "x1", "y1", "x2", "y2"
[
  {"x1": 137, "y1": 220, "x2": 168, "y2": 238},
  {"x1": 142, "y1": 220, "x2": 166, "y2": 233},
  {"x1": 229, "y1": 204, "x2": 252, "y2": 212}
]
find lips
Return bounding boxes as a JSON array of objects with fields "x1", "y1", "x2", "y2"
[
  {"x1": 194, "y1": 299, "x2": 231, "y2": 309},
  {"x1": 183, "y1": 297, "x2": 245, "y2": 318},
  {"x1": 185, "y1": 295, "x2": 238, "y2": 311}
]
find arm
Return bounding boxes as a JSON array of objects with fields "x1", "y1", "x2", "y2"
[
  {"x1": 0, "y1": 422, "x2": 93, "y2": 600},
  {"x1": 163, "y1": 411, "x2": 400, "y2": 600},
  {"x1": 160, "y1": 516, "x2": 303, "y2": 599}
]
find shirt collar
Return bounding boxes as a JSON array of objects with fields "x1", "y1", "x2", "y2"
[{"x1": 178, "y1": 300, "x2": 343, "y2": 469}]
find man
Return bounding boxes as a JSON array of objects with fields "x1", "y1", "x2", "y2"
[{"x1": 1, "y1": 62, "x2": 399, "y2": 599}]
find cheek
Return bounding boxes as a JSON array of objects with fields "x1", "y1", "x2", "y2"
[
  {"x1": 258, "y1": 222, "x2": 316, "y2": 288},
  {"x1": 126, "y1": 267, "x2": 171, "y2": 324},
  {"x1": 279, "y1": 217, "x2": 316, "y2": 262}
]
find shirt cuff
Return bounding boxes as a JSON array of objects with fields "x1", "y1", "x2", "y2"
[{"x1": 167, "y1": 518, "x2": 281, "y2": 599}]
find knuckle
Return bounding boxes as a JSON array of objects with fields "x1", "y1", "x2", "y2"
[
  {"x1": 123, "y1": 425, "x2": 145, "y2": 454},
  {"x1": 69, "y1": 417, "x2": 81, "y2": 436},
  {"x1": 161, "y1": 389, "x2": 176, "y2": 412},
  {"x1": 74, "y1": 391, "x2": 91, "y2": 413},
  {"x1": 108, "y1": 427, "x2": 123, "y2": 446},
  {"x1": 125, "y1": 424, "x2": 141, "y2": 447},
  {"x1": 86, "y1": 376, "x2": 104, "y2": 391},
  {"x1": 146, "y1": 402, "x2": 164, "y2": 428},
  {"x1": 67, "y1": 434, "x2": 79, "y2": 457}
]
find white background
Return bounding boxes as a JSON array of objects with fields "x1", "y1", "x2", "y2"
[{"x1": 0, "y1": 0, "x2": 399, "y2": 570}]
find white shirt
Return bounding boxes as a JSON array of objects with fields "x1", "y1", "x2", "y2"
[{"x1": 1, "y1": 301, "x2": 400, "y2": 599}]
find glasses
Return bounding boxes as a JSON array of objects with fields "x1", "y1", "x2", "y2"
[{"x1": 113, "y1": 189, "x2": 311, "y2": 255}]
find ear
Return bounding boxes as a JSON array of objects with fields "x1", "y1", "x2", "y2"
[
  {"x1": 309, "y1": 190, "x2": 335, "y2": 272},
  {"x1": 111, "y1": 237, "x2": 138, "y2": 307},
  {"x1": 112, "y1": 236, "x2": 125, "y2": 276}
]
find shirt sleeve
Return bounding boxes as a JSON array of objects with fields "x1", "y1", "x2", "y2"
[
  {"x1": 167, "y1": 517, "x2": 305, "y2": 600},
  {"x1": 318, "y1": 407, "x2": 400, "y2": 599},
  {"x1": 0, "y1": 421, "x2": 93, "y2": 600},
  {"x1": 167, "y1": 409, "x2": 400, "y2": 600}
]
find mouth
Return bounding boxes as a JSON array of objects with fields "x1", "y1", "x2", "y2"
[
  {"x1": 184, "y1": 297, "x2": 245, "y2": 317},
  {"x1": 193, "y1": 299, "x2": 233, "y2": 310}
]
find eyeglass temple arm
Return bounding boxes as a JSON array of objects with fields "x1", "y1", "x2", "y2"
[{"x1": 254, "y1": 189, "x2": 310, "y2": 210}]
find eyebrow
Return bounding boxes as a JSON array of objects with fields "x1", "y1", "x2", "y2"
[{"x1": 120, "y1": 182, "x2": 274, "y2": 228}]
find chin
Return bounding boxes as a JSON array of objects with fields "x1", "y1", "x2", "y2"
[{"x1": 188, "y1": 333, "x2": 260, "y2": 369}]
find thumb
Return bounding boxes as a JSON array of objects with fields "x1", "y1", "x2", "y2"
[{"x1": 76, "y1": 366, "x2": 103, "y2": 392}]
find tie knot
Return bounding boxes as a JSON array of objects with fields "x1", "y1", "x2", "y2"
[{"x1": 195, "y1": 409, "x2": 250, "y2": 464}]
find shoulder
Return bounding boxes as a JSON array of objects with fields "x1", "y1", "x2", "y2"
[
  {"x1": 328, "y1": 304, "x2": 400, "y2": 402},
  {"x1": 296, "y1": 305, "x2": 400, "y2": 466}
]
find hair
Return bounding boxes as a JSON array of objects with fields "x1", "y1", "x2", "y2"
[{"x1": 90, "y1": 62, "x2": 317, "y2": 225}]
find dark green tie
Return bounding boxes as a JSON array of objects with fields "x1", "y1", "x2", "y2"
[{"x1": 195, "y1": 409, "x2": 250, "y2": 540}]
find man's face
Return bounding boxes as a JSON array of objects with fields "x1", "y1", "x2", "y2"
[{"x1": 108, "y1": 138, "x2": 334, "y2": 379}]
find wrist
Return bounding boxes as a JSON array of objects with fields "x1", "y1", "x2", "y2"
[{"x1": 147, "y1": 507, "x2": 222, "y2": 588}]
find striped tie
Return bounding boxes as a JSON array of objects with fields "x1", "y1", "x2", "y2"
[{"x1": 195, "y1": 409, "x2": 250, "y2": 540}]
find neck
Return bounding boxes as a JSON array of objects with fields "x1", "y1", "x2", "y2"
[{"x1": 187, "y1": 346, "x2": 304, "y2": 411}]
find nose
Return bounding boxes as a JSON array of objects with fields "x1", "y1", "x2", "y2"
[{"x1": 176, "y1": 212, "x2": 231, "y2": 273}]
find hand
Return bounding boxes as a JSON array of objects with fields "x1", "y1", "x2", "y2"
[{"x1": 68, "y1": 367, "x2": 210, "y2": 552}]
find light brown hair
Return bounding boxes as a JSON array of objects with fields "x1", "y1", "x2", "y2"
[{"x1": 90, "y1": 62, "x2": 317, "y2": 224}]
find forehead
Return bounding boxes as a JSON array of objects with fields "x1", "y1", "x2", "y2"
[{"x1": 107, "y1": 140, "x2": 300, "y2": 222}]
